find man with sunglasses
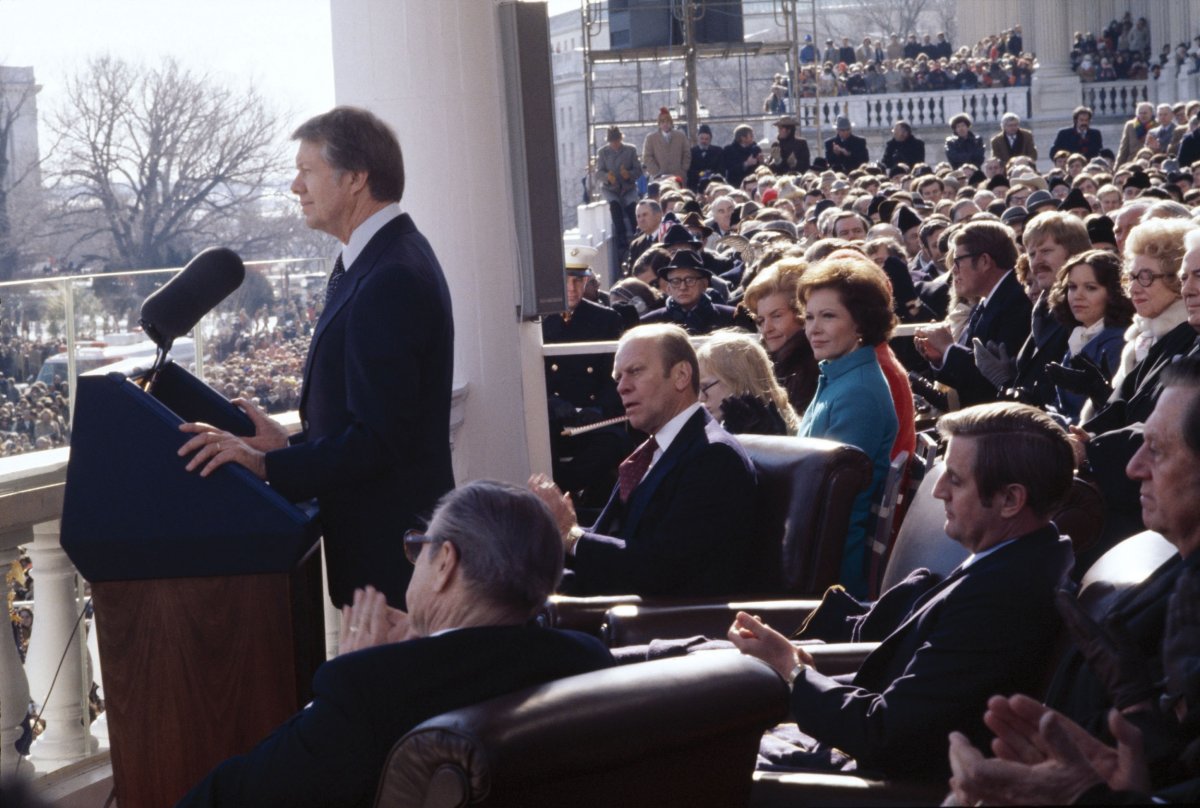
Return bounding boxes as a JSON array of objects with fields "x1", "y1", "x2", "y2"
[
  {"x1": 639, "y1": 251, "x2": 737, "y2": 335},
  {"x1": 180, "y1": 481, "x2": 614, "y2": 808}
]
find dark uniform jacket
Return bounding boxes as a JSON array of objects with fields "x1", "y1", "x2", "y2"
[
  {"x1": 542, "y1": 298, "x2": 624, "y2": 420},
  {"x1": 881, "y1": 136, "x2": 926, "y2": 169}
]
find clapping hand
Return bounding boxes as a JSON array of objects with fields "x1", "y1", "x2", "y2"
[{"x1": 338, "y1": 585, "x2": 412, "y2": 655}]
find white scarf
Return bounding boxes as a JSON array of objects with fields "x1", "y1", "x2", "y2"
[
  {"x1": 1068, "y1": 320, "x2": 1105, "y2": 358},
  {"x1": 1127, "y1": 298, "x2": 1189, "y2": 362}
]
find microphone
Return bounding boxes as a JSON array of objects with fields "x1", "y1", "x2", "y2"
[{"x1": 140, "y1": 247, "x2": 245, "y2": 351}]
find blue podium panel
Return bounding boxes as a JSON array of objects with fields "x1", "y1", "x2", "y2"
[{"x1": 61, "y1": 363, "x2": 320, "y2": 582}]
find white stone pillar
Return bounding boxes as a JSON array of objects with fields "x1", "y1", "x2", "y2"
[
  {"x1": 1029, "y1": 0, "x2": 1082, "y2": 120},
  {"x1": 23, "y1": 520, "x2": 97, "y2": 767},
  {"x1": 329, "y1": 0, "x2": 547, "y2": 484},
  {"x1": 0, "y1": 528, "x2": 33, "y2": 780},
  {"x1": 83, "y1": 613, "x2": 106, "y2": 743}
]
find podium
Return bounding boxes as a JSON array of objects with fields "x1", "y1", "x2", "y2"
[{"x1": 61, "y1": 363, "x2": 324, "y2": 807}]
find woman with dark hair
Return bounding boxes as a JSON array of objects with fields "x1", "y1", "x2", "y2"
[
  {"x1": 742, "y1": 259, "x2": 818, "y2": 414},
  {"x1": 1047, "y1": 249, "x2": 1134, "y2": 423},
  {"x1": 796, "y1": 252, "x2": 899, "y2": 598}
]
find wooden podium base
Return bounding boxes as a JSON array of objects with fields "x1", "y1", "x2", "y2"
[{"x1": 92, "y1": 547, "x2": 324, "y2": 807}]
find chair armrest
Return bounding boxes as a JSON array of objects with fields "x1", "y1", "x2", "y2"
[
  {"x1": 537, "y1": 594, "x2": 644, "y2": 635},
  {"x1": 376, "y1": 652, "x2": 790, "y2": 808},
  {"x1": 751, "y1": 770, "x2": 947, "y2": 807},
  {"x1": 600, "y1": 599, "x2": 823, "y2": 647}
]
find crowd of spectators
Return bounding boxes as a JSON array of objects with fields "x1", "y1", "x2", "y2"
[
  {"x1": 789, "y1": 28, "x2": 1032, "y2": 99},
  {"x1": 1070, "y1": 13, "x2": 1152, "y2": 83}
]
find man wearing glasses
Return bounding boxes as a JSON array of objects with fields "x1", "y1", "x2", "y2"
[
  {"x1": 913, "y1": 220, "x2": 1032, "y2": 407},
  {"x1": 180, "y1": 481, "x2": 613, "y2": 808},
  {"x1": 639, "y1": 251, "x2": 737, "y2": 335}
]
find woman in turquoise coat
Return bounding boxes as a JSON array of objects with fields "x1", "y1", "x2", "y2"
[{"x1": 797, "y1": 252, "x2": 900, "y2": 598}]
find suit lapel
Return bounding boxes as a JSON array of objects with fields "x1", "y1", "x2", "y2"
[
  {"x1": 622, "y1": 409, "x2": 707, "y2": 537},
  {"x1": 298, "y1": 214, "x2": 413, "y2": 413}
]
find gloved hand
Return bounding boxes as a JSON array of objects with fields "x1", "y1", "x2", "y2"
[
  {"x1": 719, "y1": 394, "x2": 789, "y2": 435},
  {"x1": 1162, "y1": 565, "x2": 1200, "y2": 723},
  {"x1": 907, "y1": 371, "x2": 951, "y2": 412},
  {"x1": 972, "y1": 338, "x2": 1016, "y2": 389},
  {"x1": 1055, "y1": 589, "x2": 1159, "y2": 710},
  {"x1": 1047, "y1": 354, "x2": 1113, "y2": 408}
]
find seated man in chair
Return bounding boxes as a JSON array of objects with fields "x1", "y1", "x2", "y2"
[
  {"x1": 531, "y1": 323, "x2": 757, "y2": 597},
  {"x1": 727, "y1": 402, "x2": 1075, "y2": 781},
  {"x1": 180, "y1": 481, "x2": 614, "y2": 808}
]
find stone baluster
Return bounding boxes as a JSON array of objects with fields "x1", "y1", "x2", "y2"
[
  {"x1": 0, "y1": 527, "x2": 33, "y2": 780},
  {"x1": 23, "y1": 520, "x2": 98, "y2": 768}
]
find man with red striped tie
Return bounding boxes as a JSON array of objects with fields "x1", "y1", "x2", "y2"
[{"x1": 530, "y1": 323, "x2": 756, "y2": 597}]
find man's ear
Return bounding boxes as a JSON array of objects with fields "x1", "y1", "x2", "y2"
[
  {"x1": 343, "y1": 169, "x2": 370, "y2": 195},
  {"x1": 996, "y1": 482, "x2": 1029, "y2": 519},
  {"x1": 671, "y1": 360, "x2": 693, "y2": 392},
  {"x1": 431, "y1": 540, "x2": 458, "y2": 593}
]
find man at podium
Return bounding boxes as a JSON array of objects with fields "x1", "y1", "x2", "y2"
[{"x1": 180, "y1": 106, "x2": 455, "y2": 609}]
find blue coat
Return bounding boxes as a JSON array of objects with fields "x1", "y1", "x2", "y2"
[
  {"x1": 798, "y1": 345, "x2": 898, "y2": 598},
  {"x1": 1054, "y1": 325, "x2": 1126, "y2": 424}
]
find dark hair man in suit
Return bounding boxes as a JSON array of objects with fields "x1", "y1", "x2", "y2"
[
  {"x1": 727, "y1": 402, "x2": 1075, "y2": 781},
  {"x1": 179, "y1": 481, "x2": 614, "y2": 808},
  {"x1": 178, "y1": 106, "x2": 455, "y2": 609},
  {"x1": 913, "y1": 220, "x2": 1033, "y2": 406},
  {"x1": 530, "y1": 323, "x2": 756, "y2": 597},
  {"x1": 945, "y1": 359, "x2": 1200, "y2": 805}
]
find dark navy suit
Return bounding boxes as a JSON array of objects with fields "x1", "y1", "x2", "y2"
[
  {"x1": 1051, "y1": 126, "x2": 1104, "y2": 159},
  {"x1": 935, "y1": 270, "x2": 1032, "y2": 406},
  {"x1": 791, "y1": 526, "x2": 1073, "y2": 780},
  {"x1": 265, "y1": 213, "x2": 455, "y2": 608},
  {"x1": 178, "y1": 626, "x2": 614, "y2": 808},
  {"x1": 568, "y1": 407, "x2": 757, "y2": 597}
]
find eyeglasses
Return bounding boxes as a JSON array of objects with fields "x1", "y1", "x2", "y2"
[
  {"x1": 666, "y1": 275, "x2": 705, "y2": 289},
  {"x1": 951, "y1": 253, "x2": 978, "y2": 268},
  {"x1": 699, "y1": 379, "x2": 722, "y2": 399},
  {"x1": 1122, "y1": 269, "x2": 1169, "y2": 288},
  {"x1": 403, "y1": 529, "x2": 439, "y2": 565}
]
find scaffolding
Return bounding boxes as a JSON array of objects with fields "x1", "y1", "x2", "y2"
[{"x1": 579, "y1": 1, "x2": 820, "y2": 152}]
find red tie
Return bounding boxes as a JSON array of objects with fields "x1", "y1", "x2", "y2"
[{"x1": 617, "y1": 437, "x2": 658, "y2": 503}]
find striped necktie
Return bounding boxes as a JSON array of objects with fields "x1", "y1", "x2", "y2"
[{"x1": 324, "y1": 253, "x2": 346, "y2": 307}]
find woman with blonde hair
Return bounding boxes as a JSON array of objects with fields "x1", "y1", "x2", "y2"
[
  {"x1": 743, "y1": 258, "x2": 818, "y2": 413},
  {"x1": 696, "y1": 330, "x2": 799, "y2": 435}
]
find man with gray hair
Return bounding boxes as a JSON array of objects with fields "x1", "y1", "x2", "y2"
[
  {"x1": 990, "y1": 112, "x2": 1038, "y2": 167},
  {"x1": 180, "y1": 481, "x2": 615, "y2": 807},
  {"x1": 1117, "y1": 102, "x2": 1155, "y2": 167}
]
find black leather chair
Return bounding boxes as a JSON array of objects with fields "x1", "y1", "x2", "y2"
[
  {"x1": 373, "y1": 652, "x2": 789, "y2": 808},
  {"x1": 542, "y1": 435, "x2": 873, "y2": 637}
]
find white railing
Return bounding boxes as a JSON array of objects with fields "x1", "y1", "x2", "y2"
[
  {"x1": 1080, "y1": 80, "x2": 1152, "y2": 119},
  {"x1": 793, "y1": 86, "x2": 1031, "y2": 130}
]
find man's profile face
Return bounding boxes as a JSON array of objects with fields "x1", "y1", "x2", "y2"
[
  {"x1": 613, "y1": 337, "x2": 688, "y2": 434},
  {"x1": 1126, "y1": 387, "x2": 1200, "y2": 552},
  {"x1": 291, "y1": 140, "x2": 353, "y2": 239},
  {"x1": 635, "y1": 204, "x2": 661, "y2": 235},
  {"x1": 1076, "y1": 112, "x2": 1091, "y2": 130},
  {"x1": 1181, "y1": 247, "x2": 1200, "y2": 328},
  {"x1": 932, "y1": 436, "x2": 997, "y2": 551}
]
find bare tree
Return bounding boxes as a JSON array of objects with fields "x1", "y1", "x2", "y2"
[
  {"x1": 828, "y1": 0, "x2": 932, "y2": 40},
  {"x1": 46, "y1": 56, "x2": 288, "y2": 270}
]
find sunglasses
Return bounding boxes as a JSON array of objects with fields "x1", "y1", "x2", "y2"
[{"x1": 403, "y1": 529, "x2": 439, "y2": 565}]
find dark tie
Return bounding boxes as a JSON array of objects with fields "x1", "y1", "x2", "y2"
[
  {"x1": 324, "y1": 253, "x2": 346, "y2": 307},
  {"x1": 617, "y1": 437, "x2": 658, "y2": 503},
  {"x1": 959, "y1": 302, "x2": 985, "y2": 345}
]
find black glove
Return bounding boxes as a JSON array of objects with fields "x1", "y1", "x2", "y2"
[
  {"x1": 719, "y1": 394, "x2": 788, "y2": 435},
  {"x1": 1163, "y1": 565, "x2": 1200, "y2": 724},
  {"x1": 907, "y1": 371, "x2": 950, "y2": 412},
  {"x1": 1055, "y1": 589, "x2": 1159, "y2": 710},
  {"x1": 1046, "y1": 353, "x2": 1113, "y2": 408}
]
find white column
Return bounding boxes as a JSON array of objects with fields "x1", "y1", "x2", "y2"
[
  {"x1": 0, "y1": 528, "x2": 33, "y2": 780},
  {"x1": 1029, "y1": 0, "x2": 1081, "y2": 120},
  {"x1": 330, "y1": 0, "x2": 545, "y2": 484},
  {"x1": 23, "y1": 520, "x2": 97, "y2": 767},
  {"x1": 83, "y1": 614, "x2": 106, "y2": 743}
]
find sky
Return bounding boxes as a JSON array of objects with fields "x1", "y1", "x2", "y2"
[
  {"x1": 1, "y1": 0, "x2": 583, "y2": 135},
  {"x1": 0, "y1": 0, "x2": 337, "y2": 142}
]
